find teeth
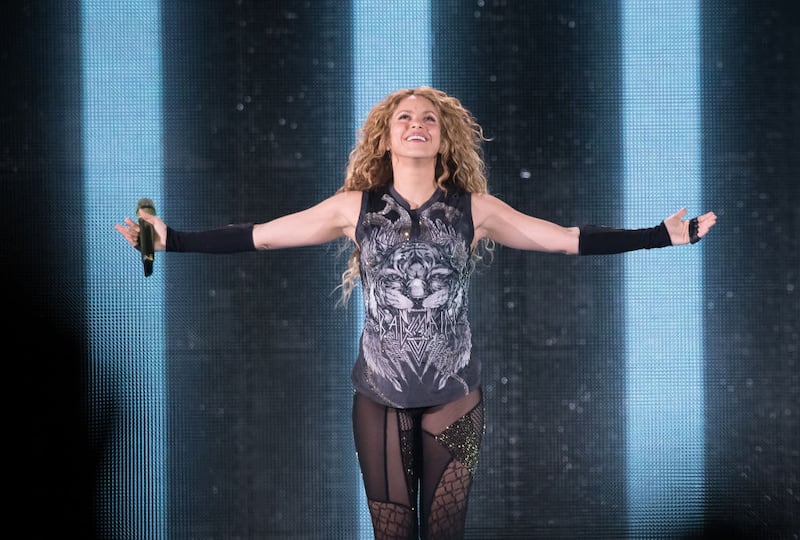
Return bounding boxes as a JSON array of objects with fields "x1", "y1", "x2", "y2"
[{"x1": 407, "y1": 135, "x2": 426, "y2": 141}]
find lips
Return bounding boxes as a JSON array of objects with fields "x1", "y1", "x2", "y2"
[{"x1": 406, "y1": 134, "x2": 428, "y2": 142}]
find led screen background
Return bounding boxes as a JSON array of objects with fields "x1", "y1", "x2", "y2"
[{"x1": 2, "y1": 1, "x2": 797, "y2": 538}]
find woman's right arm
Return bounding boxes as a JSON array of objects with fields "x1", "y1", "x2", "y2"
[
  {"x1": 114, "y1": 190, "x2": 362, "y2": 253},
  {"x1": 252, "y1": 190, "x2": 361, "y2": 249}
]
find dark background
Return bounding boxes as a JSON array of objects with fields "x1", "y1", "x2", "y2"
[{"x1": 2, "y1": 1, "x2": 797, "y2": 538}]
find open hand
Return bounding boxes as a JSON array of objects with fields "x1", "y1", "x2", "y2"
[
  {"x1": 114, "y1": 210, "x2": 168, "y2": 252},
  {"x1": 663, "y1": 208, "x2": 717, "y2": 245}
]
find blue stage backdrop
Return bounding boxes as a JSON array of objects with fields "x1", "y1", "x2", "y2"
[{"x1": 3, "y1": 1, "x2": 797, "y2": 538}]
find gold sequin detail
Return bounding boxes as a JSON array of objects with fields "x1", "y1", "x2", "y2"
[{"x1": 434, "y1": 406, "x2": 484, "y2": 475}]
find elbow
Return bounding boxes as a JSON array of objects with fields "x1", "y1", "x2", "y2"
[
  {"x1": 561, "y1": 226, "x2": 581, "y2": 255},
  {"x1": 251, "y1": 223, "x2": 271, "y2": 250}
]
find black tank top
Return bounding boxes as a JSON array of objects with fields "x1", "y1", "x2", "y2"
[{"x1": 351, "y1": 184, "x2": 480, "y2": 408}]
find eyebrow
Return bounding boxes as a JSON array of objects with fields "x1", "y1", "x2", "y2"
[{"x1": 395, "y1": 109, "x2": 438, "y2": 116}]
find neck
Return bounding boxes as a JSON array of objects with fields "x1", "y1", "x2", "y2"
[{"x1": 390, "y1": 155, "x2": 437, "y2": 209}]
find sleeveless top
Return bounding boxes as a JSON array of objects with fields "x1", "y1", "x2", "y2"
[{"x1": 351, "y1": 184, "x2": 480, "y2": 408}]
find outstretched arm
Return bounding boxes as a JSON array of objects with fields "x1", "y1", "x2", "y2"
[
  {"x1": 251, "y1": 191, "x2": 360, "y2": 249},
  {"x1": 472, "y1": 193, "x2": 581, "y2": 253},
  {"x1": 578, "y1": 207, "x2": 717, "y2": 254},
  {"x1": 471, "y1": 193, "x2": 717, "y2": 254},
  {"x1": 114, "y1": 190, "x2": 361, "y2": 253}
]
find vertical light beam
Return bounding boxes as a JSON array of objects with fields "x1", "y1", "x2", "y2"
[
  {"x1": 622, "y1": 1, "x2": 705, "y2": 536},
  {"x1": 353, "y1": 1, "x2": 431, "y2": 129},
  {"x1": 352, "y1": 2, "x2": 431, "y2": 537},
  {"x1": 82, "y1": 1, "x2": 165, "y2": 538}
]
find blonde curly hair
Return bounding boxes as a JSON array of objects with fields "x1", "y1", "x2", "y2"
[{"x1": 337, "y1": 86, "x2": 493, "y2": 304}]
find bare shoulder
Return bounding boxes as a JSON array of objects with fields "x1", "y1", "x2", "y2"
[
  {"x1": 471, "y1": 192, "x2": 511, "y2": 225},
  {"x1": 332, "y1": 189, "x2": 364, "y2": 205},
  {"x1": 323, "y1": 190, "x2": 363, "y2": 239},
  {"x1": 326, "y1": 189, "x2": 362, "y2": 217},
  {"x1": 471, "y1": 192, "x2": 505, "y2": 210}
]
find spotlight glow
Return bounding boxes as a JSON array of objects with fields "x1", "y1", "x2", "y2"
[
  {"x1": 352, "y1": 2, "x2": 431, "y2": 537},
  {"x1": 622, "y1": 1, "x2": 705, "y2": 535},
  {"x1": 82, "y1": 1, "x2": 165, "y2": 537}
]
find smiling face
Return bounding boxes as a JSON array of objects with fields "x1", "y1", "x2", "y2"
[{"x1": 386, "y1": 95, "x2": 442, "y2": 161}]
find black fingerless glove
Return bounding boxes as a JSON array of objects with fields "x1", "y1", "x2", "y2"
[
  {"x1": 166, "y1": 223, "x2": 256, "y2": 253},
  {"x1": 578, "y1": 222, "x2": 671, "y2": 255}
]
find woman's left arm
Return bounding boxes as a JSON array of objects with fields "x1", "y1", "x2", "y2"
[
  {"x1": 472, "y1": 194, "x2": 717, "y2": 254},
  {"x1": 471, "y1": 193, "x2": 580, "y2": 253}
]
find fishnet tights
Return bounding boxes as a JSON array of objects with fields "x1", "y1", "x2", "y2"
[
  {"x1": 426, "y1": 460, "x2": 471, "y2": 538},
  {"x1": 353, "y1": 390, "x2": 485, "y2": 539},
  {"x1": 368, "y1": 500, "x2": 414, "y2": 540}
]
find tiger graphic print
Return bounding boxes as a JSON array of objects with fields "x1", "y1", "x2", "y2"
[{"x1": 352, "y1": 186, "x2": 480, "y2": 408}]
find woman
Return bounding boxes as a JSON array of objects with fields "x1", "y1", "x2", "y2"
[{"x1": 115, "y1": 86, "x2": 716, "y2": 539}]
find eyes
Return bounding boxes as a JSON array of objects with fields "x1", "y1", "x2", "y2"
[{"x1": 395, "y1": 112, "x2": 438, "y2": 124}]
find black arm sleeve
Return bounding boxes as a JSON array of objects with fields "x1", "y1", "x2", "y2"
[
  {"x1": 578, "y1": 222, "x2": 671, "y2": 255},
  {"x1": 166, "y1": 223, "x2": 256, "y2": 253}
]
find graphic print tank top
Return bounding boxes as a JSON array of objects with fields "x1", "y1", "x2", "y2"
[{"x1": 351, "y1": 185, "x2": 480, "y2": 408}]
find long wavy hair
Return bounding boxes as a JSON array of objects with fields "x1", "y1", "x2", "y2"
[{"x1": 337, "y1": 86, "x2": 493, "y2": 305}]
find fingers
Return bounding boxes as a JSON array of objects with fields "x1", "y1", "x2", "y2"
[
  {"x1": 685, "y1": 211, "x2": 717, "y2": 240},
  {"x1": 697, "y1": 212, "x2": 717, "y2": 238},
  {"x1": 137, "y1": 210, "x2": 156, "y2": 224},
  {"x1": 114, "y1": 216, "x2": 141, "y2": 248},
  {"x1": 701, "y1": 211, "x2": 717, "y2": 225},
  {"x1": 665, "y1": 208, "x2": 717, "y2": 245},
  {"x1": 664, "y1": 208, "x2": 686, "y2": 224}
]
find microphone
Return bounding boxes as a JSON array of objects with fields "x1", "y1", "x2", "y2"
[{"x1": 136, "y1": 198, "x2": 156, "y2": 277}]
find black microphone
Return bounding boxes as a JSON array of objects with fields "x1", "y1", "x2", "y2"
[{"x1": 136, "y1": 198, "x2": 156, "y2": 277}]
